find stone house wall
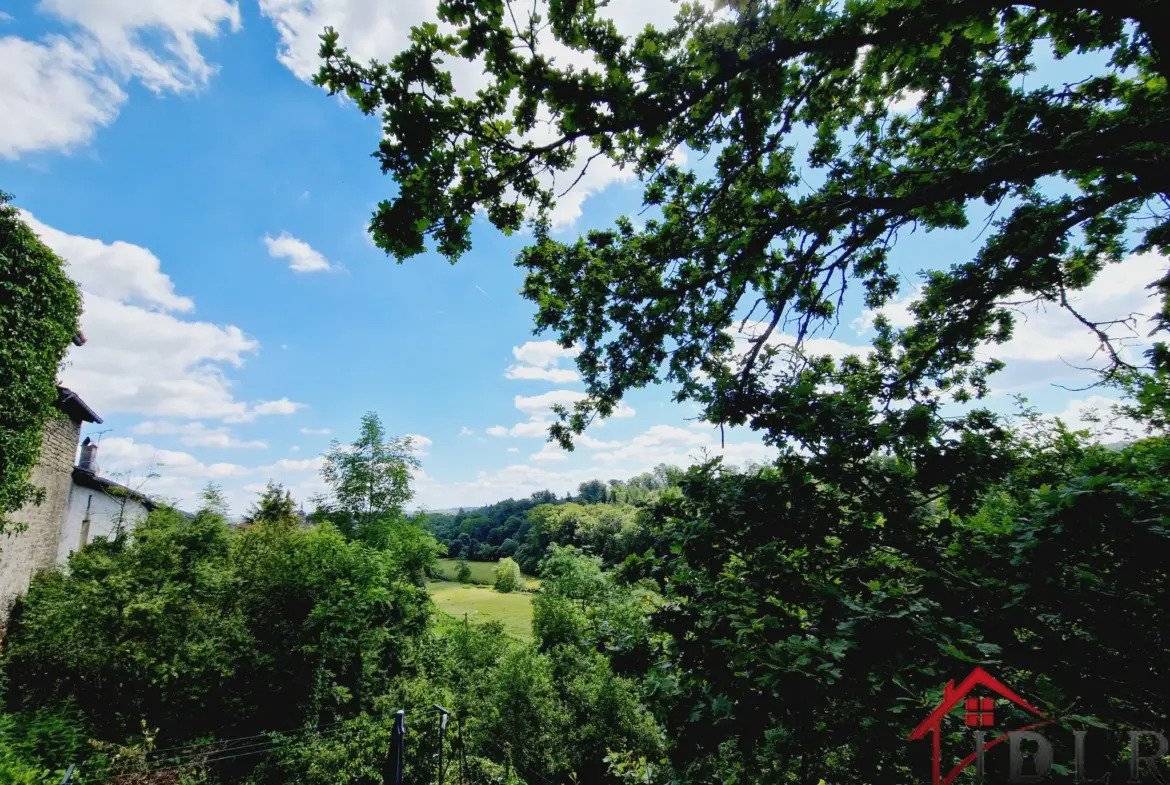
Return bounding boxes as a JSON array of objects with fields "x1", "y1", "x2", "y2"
[{"x1": 0, "y1": 413, "x2": 81, "y2": 614}]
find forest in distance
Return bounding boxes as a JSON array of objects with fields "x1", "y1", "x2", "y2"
[{"x1": 3, "y1": 0, "x2": 1170, "y2": 783}]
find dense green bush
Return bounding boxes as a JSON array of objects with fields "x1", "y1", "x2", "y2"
[
  {"x1": 1, "y1": 498, "x2": 434, "y2": 773},
  {"x1": 0, "y1": 191, "x2": 81, "y2": 535},
  {"x1": 493, "y1": 558, "x2": 523, "y2": 593}
]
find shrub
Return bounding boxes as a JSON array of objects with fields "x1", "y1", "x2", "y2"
[{"x1": 493, "y1": 558, "x2": 522, "y2": 593}]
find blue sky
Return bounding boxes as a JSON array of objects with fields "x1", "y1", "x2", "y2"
[{"x1": 1, "y1": 0, "x2": 1160, "y2": 514}]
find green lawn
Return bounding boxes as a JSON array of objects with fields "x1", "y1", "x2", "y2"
[
  {"x1": 434, "y1": 558, "x2": 539, "y2": 588},
  {"x1": 426, "y1": 581, "x2": 534, "y2": 640}
]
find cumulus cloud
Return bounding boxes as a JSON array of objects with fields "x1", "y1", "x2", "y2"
[
  {"x1": 300, "y1": 427, "x2": 332, "y2": 435},
  {"x1": 1041, "y1": 395, "x2": 1145, "y2": 442},
  {"x1": 257, "y1": 0, "x2": 694, "y2": 231},
  {"x1": 406, "y1": 433, "x2": 433, "y2": 456},
  {"x1": 264, "y1": 231, "x2": 335, "y2": 273},
  {"x1": 0, "y1": 37, "x2": 124, "y2": 159},
  {"x1": 98, "y1": 434, "x2": 330, "y2": 511},
  {"x1": 591, "y1": 424, "x2": 777, "y2": 468},
  {"x1": 530, "y1": 443, "x2": 569, "y2": 462},
  {"x1": 412, "y1": 463, "x2": 601, "y2": 510},
  {"x1": 413, "y1": 422, "x2": 775, "y2": 509},
  {"x1": 99, "y1": 436, "x2": 249, "y2": 481},
  {"x1": 0, "y1": 0, "x2": 239, "y2": 158},
  {"x1": 130, "y1": 421, "x2": 268, "y2": 449},
  {"x1": 506, "y1": 340, "x2": 581, "y2": 382},
  {"x1": 487, "y1": 389, "x2": 635, "y2": 438},
  {"x1": 505, "y1": 365, "x2": 580, "y2": 383},
  {"x1": 458, "y1": 426, "x2": 474, "y2": 437},
  {"x1": 853, "y1": 251, "x2": 1168, "y2": 390},
  {"x1": 259, "y1": 457, "x2": 325, "y2": 473},
  {"x1": 25, "y1": 213, "x2": 305, "y2": 422},
  {"x1": 22, "y1": 211, "x2": 193, "y2": 312}
]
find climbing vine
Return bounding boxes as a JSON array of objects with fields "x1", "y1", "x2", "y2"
[{"x1": 0, "y1": 191, "x2": 81, "y2": 535}]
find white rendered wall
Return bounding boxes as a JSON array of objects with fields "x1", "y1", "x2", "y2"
[{"x1": 57, "y1": 483, "x2": 150, "y2": 564}]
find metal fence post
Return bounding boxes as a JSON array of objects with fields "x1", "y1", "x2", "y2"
[
  {"x1": 433, "y1": 705, "x2": 450, "y2": 785},
  {"x1": 59, "y1": 764, "x2": 76, "y2": 785},
  {"x1": 383, "y1": 710, "x2": 407, "y2": 785}
]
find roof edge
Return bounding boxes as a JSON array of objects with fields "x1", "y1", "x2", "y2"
[{"x1": 56, "y1": 386, "x2": 103, "y2": 424}]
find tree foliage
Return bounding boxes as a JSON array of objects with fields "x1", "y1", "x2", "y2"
[
  {"x1": 0, "y1": 191, "x2": 81, "y2": 535},
  {"x1": 493, "y1": 557, "x2": 523, "y2": 593},
  {"x1": 316, "y1": 3, "x2": 1170, "y2": 783},
  {"x1": 456, "y1": 556, "x2": 473, "y2": 583},
  {"x1": 316, "y1": 412, "x2": 420, "y2": 543},
  {"x1": 317, "y1": 0, "x2": 1169, "y2": 455},
  {"x1": 0, "y1": 500, "x2": 433, "y2": 764}
]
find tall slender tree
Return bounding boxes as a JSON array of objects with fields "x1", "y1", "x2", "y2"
[{"x1": 316, "y1": 412, "x2": 421, "y2": 541}]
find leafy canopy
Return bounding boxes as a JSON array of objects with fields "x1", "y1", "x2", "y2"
[
  {"x1": 316, "y1": 411, "x2": 420, "y2": 539},
  {"x1": 317, "y1": 0, "x2": 1169, "y2": 463},
  {"x1": 493, "y1": 556, "x2": 524, "y2": 593}
]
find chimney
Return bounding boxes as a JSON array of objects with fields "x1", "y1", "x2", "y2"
[{"x1": 78, "y1": 437, "x2": 99, "y2": 474}]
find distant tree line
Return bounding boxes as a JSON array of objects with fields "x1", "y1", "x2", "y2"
[{"x1": 421, "y1": 464, "x2": 685, "y2": 571}]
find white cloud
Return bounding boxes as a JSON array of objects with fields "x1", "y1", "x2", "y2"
[
  {"x1": 406, "y1": 433, "x2": 432, "y2": 456},
  {"x1": 21, "y1": 211, "x2": 194, "y2": 312},
  {"x1": 0, "y1": 36, "x2": 124, "y2": 159},
  {"x1": 90, "y1": 436, "x2": 334, "y2": 516},
  {"x1": 412, "y1": 463, "x2": 599, "y2": 510},
  {"x1": 458, "y1": 426, "x2": 474, "y2": 437},
  {"x1": 259, "y1": 0, "x2": 432, "y2": 83},
  {"x1": 61, "y1": 292, "x2": 260, "y2": 419},
  {"x1": 577, "y1": 434, "x2": 622, "y2": 449},
  {"x1": 852, "y1": 286, "x2": 921, "y2": 333},
  {"x1": 593, "y1": 424, "x2": 776, "y2": 468},
  {"x1": 99, "y1": 435, "x2": 249, "y2": 480},
  {"x1": 259, "y1": 457, "x2": 325, "y2": 473},
  {"x1": 507, "y1": 447, "x2": 519, "y2": 453},
  {"x1": 300, "y1": 426, "x2": 332, "y2": 435},
  {"x1": 222, "y1": 398, "x2": 308, "y2": 423},
  {"x1": 131, "y1": 421, "x2": 268, "y2": 449},
  {"x1": 290, "y1": 445, "x2": 301, "y2": 452},
  {"x1": 1041, "y1": 395, "x2": 1144, "y2": 442},
  {"x1": 530, "y1": 443, "x2": 569, "y2": 462},
  {"x1": 257, "y1": 0, "x2": 694, "y2": 231},
  {"x1": 854, "y1": 251, "x2": 1167, "y2": 389},
  {"x1": 264, "y1": 231, "x2": 335, "y2": 273},
  {"x1": 413, "y1": 425, "x2": 773, "y2": 509},
  {"x1": 514, "y1": 389, "x2": 589, "y2": 417},
  {"x1": 505, "y1": 365, "x2": 580, "y2": 383},
  {"x1": 253, "y1": 398, "x2": 306, "y2": 416},
  {"x1": 38, "y1": 0, "x2": 241, "y2": 92},
  {"x1": 487, "y1": 389, "x2": 635, "y2": 439},
  {"x1": 506, "y1": 340, "x2": 581, "y2": 382},
  {"x1": 0, "y1": 0, "x2": 239, "y2": 158},
  {"x1": 26, "y1": 213, "x2": 304, "y2": 423}
]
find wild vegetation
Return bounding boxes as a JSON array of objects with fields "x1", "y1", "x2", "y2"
[
  {"x1": 3, "y1": 0, "x2": 1170, "y2": 783},
  {"x1": 0, "y1": 194, "x2": 81, "y2": 536}
]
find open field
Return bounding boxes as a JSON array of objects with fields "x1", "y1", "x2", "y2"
[
  {"x1": 434, "y1": 558, "x2": 539, "y2": 588},
  {"x1": 426, "y1": 581, "x2": 533, "y2": 640}
]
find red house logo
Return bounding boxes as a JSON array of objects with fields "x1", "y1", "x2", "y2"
[{"x1": 908, "y1": 667, "x2": 1052, "y2": 785}]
